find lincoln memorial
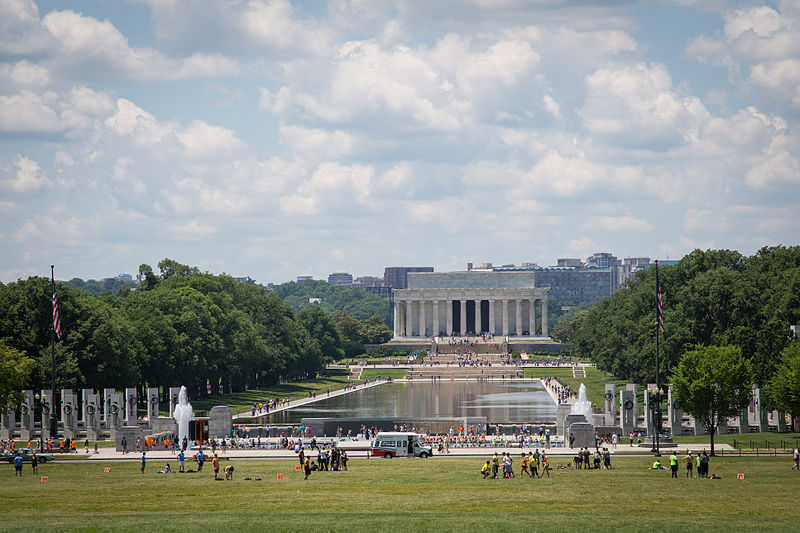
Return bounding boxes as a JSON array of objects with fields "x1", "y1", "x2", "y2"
[{"x1": 392, "y1": 271, "x2": 549, "y2": 339}]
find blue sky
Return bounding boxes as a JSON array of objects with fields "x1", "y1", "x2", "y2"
[{"x1": 1, "y1": 0, "x2": 798, "y2": 284}]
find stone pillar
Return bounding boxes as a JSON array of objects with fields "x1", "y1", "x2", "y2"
[
  {"x1": 515, "y1": 299, "x2": 522, "y2": 336},
  {"x1": 84, "y1": 391, "x2": 100, "y2": 441},
  {"x1": 103, "y1": 388, "x2": 116, "y2": 428},
  {"x1": 169, "y1": 387, "x2": 181, "y2": 418},
  {"x1": 19, "y1": 390, "x2": 33, "y2": 441},
  {"x1": 432, "y1": 300, "x2": 439, "y2": 337},
  {"x1": 61, "y1": 389, "x2": 77, "y2": 439},
  {"x1": 604, "y1": 384, "x2": 617, "y2": 426},
  {"x1": 474, "y1": 300, "x2": 482, "y2": 333},
  {"x1": 643, "y1": 384, "x2": 655, "y2": 436},
  {"x1": 1, "y1": 406, "x2": 16, "y2": 440},
  {"x1": 40, "y1": 389, "x2": 54, "y2": 439},
  {"x1": 737, "y1": 407, "x2": 748, "y2": 434},
  {"x1": 541, "y1": 298, "x2": 549, "y2": 336},
  {"x1": 146, "y1": 387, "x2": 159, "y2": 422},
  {"x1": 459, "y1": 300, "x2": 466, "y2": 335},
  {"x1": 488, "y1": 300, "x2": 495, "y2": 335},
  {"x1": 502, "y1": 300, "x2": 509, "y2": 335},
  {"x1": 125, "y1": 388, "x2": 138, "y2": 425},
  {"x1": 777, "y1": 412, "x2": 787, "y2": 432},
  {"x1": 529, "y1": 300, "x2": 535, "y2": 336},
  {"x1": 691, "y1": 415, "x2": 707, "y2": 435},
  {"x1": 755, "y1": 388, "x2": 770, "y2": 433},
  {"x1": 667, "y1": 386, "x2": 682, "y2": 437},
  {"x1": 626, "y1": 384, "x2": 638, "y2": 427},
  {"x1": 620, "y1": 390, "x2": 635, "y2": 432},
  {"x1": 446, "y1": 300, "x2": 453, "y2": 335},
  {"x1": 393, "y1": 301, "x2": 400, "y2": 337},
  {"x1": 419, "y1": 299, "x2": 426, "y2": 337},
  {"x1": 405, "y1": 300, "x2": 414, "y2": 337}
]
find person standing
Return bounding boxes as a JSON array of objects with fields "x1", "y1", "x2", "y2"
[
  {"x1": 520, "y1": 453, "x2": 532, "y2": 478},
  {"x1": 31, "y1": 452, "x2": 38, "y2": 475},
  {"x1": 197, "y1": 449, "x2": 204, "y2": 473},
  {"x1": 530, "y1": 452, "x2": 539, "y2": 478},
  {"x1": 212, "y1": 454, "x2": 220, "y2": 480},
  {"x1": 696, "y1": 452, "x2": 702, "y2": 478},
  {"x1": 685, "y1": 451, "x2": 693, "y2": 478},
  {"x1": 303, "y1": 455, "x2": 311, "y2": 480},
  {"x1": 178, "y1": 449, "x2": 185, "y2": 473},
  {"x1": 792, "y1": 447, "x2": 799, "y2": 471},
  {"x1": 540, "y1": 453, "x2": 550, "y2": 478},
  {"x1": 14, "y1": 453, "x2": 23, "y2": 477},
  {"x1": 491, "y1": 452, "x2": 499, "y2": 479},
  {"x1": 140, "y1": 452, "x2": 146, "y2": 474},
  {"x1": 670, "y1": 453, "x2": 678, "y2": 478},
  {"x1": 700, "y1": 451, "x2": 709, "y2": 478}
]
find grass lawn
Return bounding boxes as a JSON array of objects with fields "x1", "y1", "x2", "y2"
[
  {"x1": 359, "y1": 368, "x2": 408, "y2": 380},
  {"x1": 3, "y1": 456, "x2": 797, "y2": 532},
  {"x1": 185, "y1": 369, "x2": 355, "y2": 415}
]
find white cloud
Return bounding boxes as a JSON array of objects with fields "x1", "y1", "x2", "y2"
[
  {"x1": 0, "y1": 154, "x2": 51, "y2": 193},
  {"x1": 581, "y1": 63, "x2": 708, "y2": 149},
  {"x1": 281, "y1": 162, "x2": 374, "y2": 216}
]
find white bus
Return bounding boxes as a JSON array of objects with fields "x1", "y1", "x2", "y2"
[{"x1": 370, "y1": 432, "x2": 433, "y2": 458}]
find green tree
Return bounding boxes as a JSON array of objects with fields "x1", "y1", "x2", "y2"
[
  {"x1": 297, "y1": 306, "x2": 344, "y2": 362},
  {"x1": 362, "y1": 315, "x2": 393, "y2": 345},
  {"x1": 768, "y1": 341, "x2": 800, "y2": 429},
  {"x1": 0, "y1": 341, "x2": 34, "y2": 410},
  {"x1": 671, "y1": 345, "x2": 753, "y2": 455},
  {"x1": 333, "y1": 310, "x2": 364, "y2": 358}
]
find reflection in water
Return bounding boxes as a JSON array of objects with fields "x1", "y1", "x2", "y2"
[{"x1": 268, "y1": 381, "x2": 556, "y2": 424}]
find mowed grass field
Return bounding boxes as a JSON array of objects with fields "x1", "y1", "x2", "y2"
[{"x1": 3, "y1": 456, "x2": 798, "y2": 532}]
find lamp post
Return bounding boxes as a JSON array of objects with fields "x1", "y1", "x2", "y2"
[
  {"x1": 647, "y1": 386, "x2": 663, "y2": 456},
  {"x1": 34, "y1": 393, "x2": 49, "y2": 451}
]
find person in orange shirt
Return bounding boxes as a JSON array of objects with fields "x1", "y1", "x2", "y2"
[
  {"x1": 212, "y1": 454, "x2": 220, "y2": 480},
  {"x1": 70, "y1": 440, "x2": 76, "y2": 453}
]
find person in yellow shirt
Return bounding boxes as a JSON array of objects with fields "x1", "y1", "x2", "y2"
[
  {"x1": 491, "y1": 452, "x2": 499, "y2": 478},
  {"x1": 212, "y1": 454, "x2": 220, "y2": 480},
  {"x1": 670, "y1": 453, "x2": 679, "y2": 478},
  {"x1": 481, "y1": 460, "x2": 491, "y2": 478}
]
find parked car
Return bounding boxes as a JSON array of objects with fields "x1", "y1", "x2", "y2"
[{"x1": 2, "y1": 448, "x2": 55, "y2": 463}]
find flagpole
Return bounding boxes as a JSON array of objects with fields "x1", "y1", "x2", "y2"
[
  {"x1": 655, "y1": 259, "x2": 661, "y2": 457},
  {"x1": 50, "y1": 264, "x2": 57, "y2": 438}
]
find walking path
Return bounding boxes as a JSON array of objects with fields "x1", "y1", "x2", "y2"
[{"x1": 64, "y1": 439, "x2": 736, "y2": 463}]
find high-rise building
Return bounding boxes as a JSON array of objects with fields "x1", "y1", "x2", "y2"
[
  {"x1": 328, "y1": 272, "x2": 354, "y2": 285},
  {"x1": 296, "y1": 275, "x2": 314, "y2": 283},
  {"x1": 383, "y1": 266, "x2": 434, "y2": 289},
  {"x1": 353, "y1": 276, "x2": 383, "y2": 288}
]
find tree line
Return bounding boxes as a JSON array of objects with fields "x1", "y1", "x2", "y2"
[
  {"x1": 0, "y1": 259, "x2": 391, "y2": 402},
  {"x1": 554, "y1": 246, "x2": 800, "y2": 438}
]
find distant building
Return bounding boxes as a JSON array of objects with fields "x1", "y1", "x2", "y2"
[
  {"x1": 383, "y1": 266, "x2": 434, "y2": 289},
  {"x1": 620, "y1": 257, "x2": 651, "y2": 286},
  {"x1": 308, "y1": 298, "x2": 322, "y2": 304},
  {"x1": 557, "y1": 258, "x2": 583, "y2": 267},
  {"x1": 533, "y1": 267, "x2": 614, "y2": 305},
  {"x1": 296, "y1": 275, "x2": 314, "y2": 283},
  {"x1": 328, "y1": 272, "x2": 353, "y2": 285},
  {"x1": 353, "y1": 276, "x2": 383, "y2": 288},
  {"x1": 586, "y1": 252, "x2": 619, "y2": 290},
  {"x1": 115, "y1": 273, "x2": 133, "y2": 282}
]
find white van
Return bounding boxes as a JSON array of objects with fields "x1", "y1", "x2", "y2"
[{"x1": 370, "y1": 432, "x2": 433, "y2": 458}]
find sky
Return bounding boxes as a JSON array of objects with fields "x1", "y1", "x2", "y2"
[{"x1": 1, "y1": 0, "x2": 798, "y2": 284}]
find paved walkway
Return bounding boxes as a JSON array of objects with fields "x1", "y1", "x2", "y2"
[{"x1": 62, "y1": 439, "x2": 736, "y2": 463}]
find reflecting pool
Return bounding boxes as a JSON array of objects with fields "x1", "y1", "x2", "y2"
[{"x1": 267, "y1": 380, "x2": 556, "y2": 424}]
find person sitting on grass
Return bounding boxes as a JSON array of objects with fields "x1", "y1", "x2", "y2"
[
  {"x1": 481, "y1": 460, "x2": 491, "y2": 478},
  {"x1": 650, "y1": 459, "x2": 666, "y2": 470}
]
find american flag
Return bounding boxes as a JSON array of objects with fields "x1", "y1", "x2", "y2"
[{"x1": 52, "y1": 287, "x2": 62, "y2": 339}]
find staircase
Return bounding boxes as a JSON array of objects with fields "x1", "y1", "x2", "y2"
[
  {"x1": 406, "y1": 366, "x2": 524, "y2": 380},
  {"x1": 572, "y1": 366, "x2": 585, "y2": 378}
]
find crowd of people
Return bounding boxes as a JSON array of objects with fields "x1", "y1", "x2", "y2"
[{"x1": 481, "y1": 450, "x2": 551, "y2": 479}]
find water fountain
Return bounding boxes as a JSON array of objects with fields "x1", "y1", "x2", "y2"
[
  {"x1": 570, "y1": 384, "x2": 593, "y2": 422},
  {"x1": 564, "y1": 383, "x2": 595, "y2": 448},
  {"x1": 172, "y1": 386, "x2": 193, "y2": 444}
]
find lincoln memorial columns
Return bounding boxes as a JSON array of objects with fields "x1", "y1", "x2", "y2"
[
  {"x1": 390, "y1": 271, "x2": 549, "y2": 339},
  {"x1": 529, "y1": 299, "x2": 536, "y2": 336}
]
